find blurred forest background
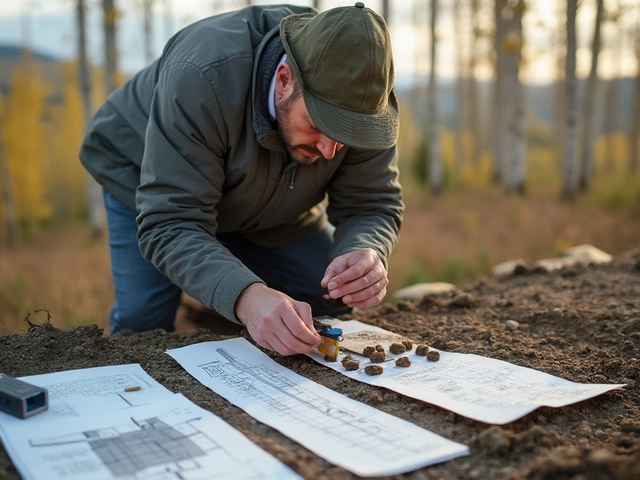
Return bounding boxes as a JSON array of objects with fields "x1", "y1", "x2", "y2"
[{"x1": 0, "y1": 0, "x2": 639, "y2": 334}]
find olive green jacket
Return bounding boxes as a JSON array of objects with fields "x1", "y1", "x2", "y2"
[{"x1": 80, "y1": 5, "x2": 404, "y2": 323}]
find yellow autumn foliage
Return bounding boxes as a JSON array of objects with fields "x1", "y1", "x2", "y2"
[
  {"x1": 46, "y1": 62, "x2": 88, "y2": 219},
  {"x1": 2, "y1": 53, "x2": 52, "y2": 229}
]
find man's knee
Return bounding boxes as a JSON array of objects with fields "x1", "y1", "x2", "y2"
[{"x1": 110, "y1": 291, "x2": 181, "y2": 334}]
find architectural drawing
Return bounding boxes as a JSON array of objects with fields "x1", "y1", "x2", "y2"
[
  {"x1": 309, "y1": 319, "x2": 625, "y2": 425},
  {"x1": 1, "y1": 372, "x2": 301, "y2": 480},
  {"x1": 167, "y1": 339, "x2": 468, "y2": 477}
]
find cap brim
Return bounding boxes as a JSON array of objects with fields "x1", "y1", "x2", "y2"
[
  {"x1": 303, "y1": 86, "x2": 399, "y2": 150},
  {"x1": 280, "y1": 13, "x2": 399, "y2": 150}
]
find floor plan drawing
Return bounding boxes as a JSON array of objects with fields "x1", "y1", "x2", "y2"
[
  {"x1": 308, "y1": 319, "x2": 626, "y2": 425},
  {"x1": 4, "y1": 393, "x2": 303, "y2": 480},
  {"x1": 167, "y1": 338, "x2": 468, "y2": 477}
]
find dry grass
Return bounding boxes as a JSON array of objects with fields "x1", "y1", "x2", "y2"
[
  {"x1": 0, "y1": 224, "x2": 113, "y2": 334},
  {"x1": 1, "y1": 188, "x2": 639, "y2": 336},
  {"x1": 388, "y1": 187, "x2": 640, "y2": 292}
]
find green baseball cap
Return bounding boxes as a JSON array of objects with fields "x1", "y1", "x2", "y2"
[{"x1": 280, "y1": 2, "x2": 399, "y2": 150}]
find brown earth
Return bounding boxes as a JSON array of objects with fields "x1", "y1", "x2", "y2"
[{"x1": 1, "y1": 249, "x2": 640, "y2": 479}]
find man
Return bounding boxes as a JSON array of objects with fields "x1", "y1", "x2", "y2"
[{"x1": 80, "y1": 2, "x2": 404, "y2": 356}]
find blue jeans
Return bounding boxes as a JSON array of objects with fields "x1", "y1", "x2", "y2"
[{"x1": 103, "y1": 190, "x2": 349, "y2": 335}]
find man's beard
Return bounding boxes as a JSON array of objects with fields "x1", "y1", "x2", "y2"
[{"x1": 275, "y1": 96, "x2": 322, "y2": 165}]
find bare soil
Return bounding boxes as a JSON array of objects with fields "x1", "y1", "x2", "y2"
[{"x1": 1, "y1": 249, "x2": 640, "y2": 479}]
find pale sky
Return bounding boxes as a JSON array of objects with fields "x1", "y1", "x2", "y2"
[{"x1": 0, "y1": 0, "x2": 638, "y2": 86}]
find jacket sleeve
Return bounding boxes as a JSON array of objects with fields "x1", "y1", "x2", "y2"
[
  {"x1": 325, "y1": 146, "x2": 404, "y2": 270},
  {"x1": 136, "y1": 61, "x2": 263, "y2": 324}
]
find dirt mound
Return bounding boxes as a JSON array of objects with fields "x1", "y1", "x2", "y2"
[{"x1": 1, "y1": 249, "x2": 639, "y2": 479}]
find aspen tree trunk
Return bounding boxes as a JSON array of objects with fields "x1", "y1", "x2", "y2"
[
  {"x1": 603, "y1": 22, "x2": 622, "y2": 173},
  {"x1": 163, "y1": 0, "x2": 173, "y2": 40},
  {"x1": 78, "y1": 0, "x2": 105, "y2": 237},
  {"x1": 630, "y1": 28, "x2": 640, "y2": 172},
  {"x1": 578, "y1": 0, "x2": 603, "y2": 191},
  {"x1": 562, "y1": 0, "x2": 578, "y2": 201},
  {"x1": 507, "y1": 0, "x2": 526, "y2": 194},
  {"x1": 468, "y1": 0, "x2": 480, "y2": 165},
  {"x1": 0, "y1": 100, "x2": 18, "y2": 245},
  {"x1": 143, "y1": 0, "x2": 154, "y2": 65},
  {"x1": 454, "y1": 0, "x2": 466, "y2": 173},
  {"x1": 382, "y1": 0, "x2": 390, "y2": 22},
  {"x1": 428, "y1": 0, "x2": 443, "y2": 195},
  {"x1": 103, "y1": 0, "x2": 118, "y2": 95},
  {"x1": 492, "y1": 0, "x2": 506, "y2": 183}
]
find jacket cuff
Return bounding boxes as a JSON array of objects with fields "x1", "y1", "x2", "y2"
[{"x1": 213, "y1": 269, "x2": 265, "y2": 324}]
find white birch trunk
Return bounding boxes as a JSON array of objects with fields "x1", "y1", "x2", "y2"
[
  {"x1": 163, "y1": 0, "x2": 173, "y2": 40},
  {"x1": 562, "y1": 0, "x2": 578, "y2": 201},
  {"x1": 143, "y1": 0, "x2": 154, "y2": 65},
  {"x1": 507, "y1": 1, "x2": 526, "y2": 194},
  {"x1": 382, "y1": 0, "x2": 390, "y2": 22},
  {"x1": 78, "y1": 0, "x2": 105, "y2": 237},
  {"x1": 454, "y1": 0, "x2": 466, "y2": 173},
  {"x1": 468, "y1": 0, "x2": 480, "y2": 165},
  {"x1": 428, "y1": 0, "x2": 442, "y2": 194},
  {"x1": 492, "y1": 0, "x2": 506, "y2": 183},
  {"x1": 630, "y1": 32, "x2": 640, "y2": 172},
  {"x1": 578, "y1": 0, "x2": 603, "y2": 191},
  {"x1": 103, "y1": 0, "x2": 118, "y2": 95},
  {"x1": 603, "y1": 25, "x2": 622, "y2": 173}
]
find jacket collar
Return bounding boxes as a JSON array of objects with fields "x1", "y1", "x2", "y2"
[{"x1": 252, "y1": 28, "x2": 286, "y2": 152}]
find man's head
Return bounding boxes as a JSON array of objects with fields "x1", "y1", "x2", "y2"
[
  {"x1": 279, "y1": 2, "x2": 398, "y2": 152},
  {"x1": 274, "y1": 61, "x2": 344, "y2": 164}
]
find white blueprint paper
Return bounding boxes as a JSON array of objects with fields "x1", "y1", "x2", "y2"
[
  {"x1": 3, "y1": 393, "x2": 302, "y2": 480},
  {"x1": 308, "y1": 319, "x2": 625, "y2": 425},
  {"x1": 167, "y1": 338, "x2": 468, "y2": 477},
  {"x1": 0, "y1": 364, "x2": 175, "y2": 478}
]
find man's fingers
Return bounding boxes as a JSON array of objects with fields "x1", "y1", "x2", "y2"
[
  {"x1": 343, "y1": 286, "x2": 388, "y2": 308},
  {"x1": 342, "y1": 279, "x2": 388, "y2": 305},
  {"x1": 283, "y1": 305, "x2": 322, "y2": 347},
  {"x1": 328, "y1": 265, "x2": 387, "y2": 299},
  {"x1": 262, "y1": 335, "x2": 297, "y2": 356}
]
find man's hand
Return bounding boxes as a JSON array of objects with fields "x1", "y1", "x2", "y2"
[
  {"x1": 321, "y1": 248, "x2": 388, "y2": 308},
  {"x1": 235, "y1": 283, "x2": 322, "y2": 356}
]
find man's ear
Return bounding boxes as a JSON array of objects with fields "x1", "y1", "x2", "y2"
[{"x1": 274, "y1": 63, "x2": 296, "y2": 101}]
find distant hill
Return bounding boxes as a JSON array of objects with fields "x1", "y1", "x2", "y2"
[
  {"x1": 0, "y1": 44, "x2": 62, "y2": 97},
  {"x1": 396, "y1": 76, "x2": 638, "y2": 135},
  {"x1": 0, "y1": 44, "x2": 59, "y2": 63}
]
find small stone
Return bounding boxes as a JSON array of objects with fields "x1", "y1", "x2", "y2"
[
  {"x1": 505, "y1": 320, "x2": 520, "y2": 330},
  {"x1": 395, "y1": 356, "x2": 411, "y2": 367},
  {"x1": 402, "y1": 339, "x2": 413, "y2": 351},
  {"x1": 343, "y1": 359, "x2": 360, "y2": 371},
  {"x1": 415, "y1": 344, "x2": 429, "y2": 356},
  {"x1": 606, "y1": 301, "x2": 618, "y2": 310},
  {"x1": 375, "y1": 344, "x2": 385, "y2": 352},
  {"x1": 370, "y1": 392, "x2": 384, "y2": 403},
  {"x1": 362, "y1": 346, "x2": 375, "y2": 357},
  {"x1": 587, "y1": 448, "x2": 614, "y2": 467},
  {"x1": 427, "y1": 351, "x2": 441, "y2": 362},
  {"x1": 340, "y1": 354, "x2": 354, "y2": 366},
  {"x1": 369, "y1": 351, "x2": 386, "y2": 363},
  {"x1": 477, "y1": 426, "x2": 512, "y2": 456},
  {"x1": 451, "y1": 293, "x2": 474, "y2": 308},
  {"x1": 324, "y1": 354, "x2": 337, "y2": 362},
  {"x1": 365, "y1": 365, "x2": 384, "y2": 376},
  {"x1": 389, "y1": 342, "x2": 406, "y2": 354}
]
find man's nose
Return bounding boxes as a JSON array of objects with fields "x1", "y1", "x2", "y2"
[{"x1": 317, "y1": 137, "x2": 339, "y2": 160}]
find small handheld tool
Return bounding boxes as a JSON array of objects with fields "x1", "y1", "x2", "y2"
[
  {"x1": 313, "y1": 316, "x2": 343, "y2": 358},
  {"x1": 0, "y1": 374, "x2": 49, "y2": 419}
]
